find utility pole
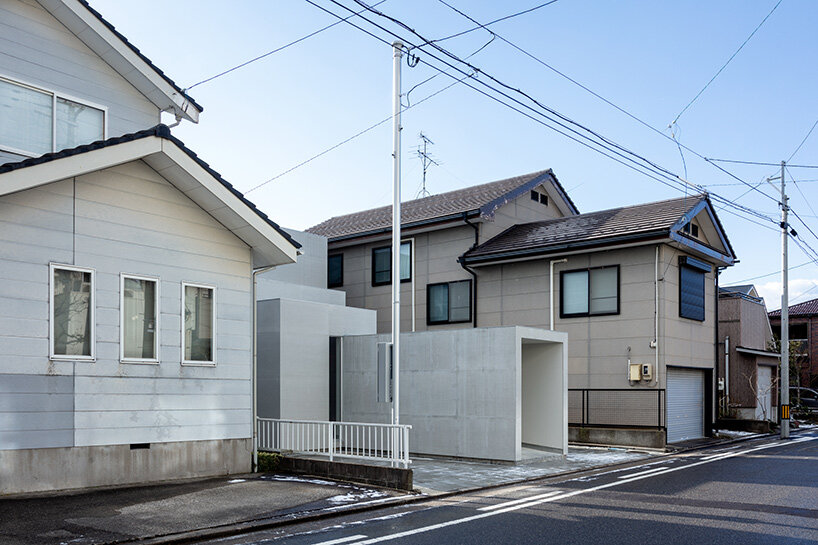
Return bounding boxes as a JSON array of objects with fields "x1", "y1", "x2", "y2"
[
  {"x1": 780, "y1": 160, "x2": 790, "y2": 439},
  {"x1": 416, "y1": 132, "x2": 438, "y2": 198},
  {"x1": 391, "y1": 41, "x2": 403, "y2": 428}
]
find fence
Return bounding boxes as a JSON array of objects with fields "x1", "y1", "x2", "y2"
[
  {"x1": 256, "y1": 418, "x2": 412, "y2": 468},
  {"x1": 569, "y1": 389, "x2": 665, "y2": 429}
]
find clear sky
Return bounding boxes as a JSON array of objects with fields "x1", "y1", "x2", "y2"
[{"x1": 92, "y1": 0, "x2": 818, "y2": 310}]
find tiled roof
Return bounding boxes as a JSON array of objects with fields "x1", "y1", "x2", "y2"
[
  {"x1": 0, "y1": 124, "x2": 299, "y2": 249},
  {"x1": 463, "y1": 195, "x2": 710, "y2": 263},
  {"x1": 78, "y1": 0, "x2": 203, "y2": 113},
  {"x1": 306, "y1": 169, "x2": 577, "y2": 240},
  {"x1": 769, "y1": 297, "x2": 818, "y2": 317}
]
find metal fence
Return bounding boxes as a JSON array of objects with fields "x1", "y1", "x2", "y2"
[
  {"x1": 569, "y1": 389, "x2": 665, "y2": 429},
  {"x1": 256, "y1": 418, "x2": 412, "y2": 468}
]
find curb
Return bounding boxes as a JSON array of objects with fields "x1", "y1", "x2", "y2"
[{"x1": 107, "y1": 429, "x2": 808, "y2": 545}]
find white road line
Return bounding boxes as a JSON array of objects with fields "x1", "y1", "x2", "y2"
[
  {"x1": 349, "y1": 437, "x2": 816, "y2": 545},
  {"x1": 312, "y1": 534, "x2": 368, "y2": 545},
  {"x1": 616, "y1": 467, "x2": 667, "y2": 479},
  {"x1": 478, "y1": 490, "x2": 562, "y2": 511}
]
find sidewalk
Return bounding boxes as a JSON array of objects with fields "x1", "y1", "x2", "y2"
[{"x1": 0, "y1": 438, "x2": 750, "y2": 545}]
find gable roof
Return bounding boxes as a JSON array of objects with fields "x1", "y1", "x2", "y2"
[
  {"x1": 769, "y1": 297, "x2": 818, "y2": 318},
  {"x1": 719, "y1": 284, "x2": 758, "y2": 297},
  {"x1": 462, "y1": 194, "x2": 735, "y2": 266},
  {"x1": 307, "y1": 169, "x2": 578, "y2": 241},
  {"x1": 0, "y1": 124, "x2": 300, "y2": 267},
  {"x1": 38, "y1": 0, "x2": 202, "y2": 122}
]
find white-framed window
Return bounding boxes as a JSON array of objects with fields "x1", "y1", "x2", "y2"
[
  {"x1": 0, "y1": 75, "x2": 106, "y2": 157},
  {"x1": 120, "y1": 274, "x2": 159, "y2": 364},
  {"x1": 182, "y1": 282, "x2": 216, "y2": 366},
  {"x1": 49, "y1": 263, "x2": 95, "y2": 360}
]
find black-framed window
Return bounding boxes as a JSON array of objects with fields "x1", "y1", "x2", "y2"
[
  {"x1": 560, "y1": 265, "x2": 619, "y2": 318},
  {"x1": 328, "y1": 254, "x2": 343, "y2": 288},
  {"x1": 679, "y1": 256, "x2": 709, "y2": 321},
  {"x1": 427, "y1": 279, "x2": 472, "y2": 325},
  {"x1": 371, "y1": 241, "x2": 411, "y2": 286}
]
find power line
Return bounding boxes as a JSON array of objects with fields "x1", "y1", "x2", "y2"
[
  {"x1": 671, "y1": 0, "x2": 783, "y2": 125},
  {"x1": 185, "y1": 0, "x2": 388, "y2": 90},
  {"x1": 729, "y1": 259, "x2": 813, "y2": 284},
  {"x1": 431, "y1": 0, "x2": 559, "y2": 44},
  {"x1": 706, "y1": 158, "x2": 818, "y2": 169},
  {"x1": 788, "y1": 115, "x2": 818, "y2": 162}
]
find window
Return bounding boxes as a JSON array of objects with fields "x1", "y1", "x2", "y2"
[
  {"x1": 120, "y1": 274, "x2": 159, "y2": 363},
  {"x1": 328, "y1": 254, "x2": 343, "y2": 288},
  {"x1": 182, "y1": 283, "x2": 215, "y2": 365},
  {"x1": 530, "y1": 190, "x2": 548, "y2": 206},
  {"x1": 560, "y1": 266, "x2": 619, "y2": 318},
  {"x1": 372, "y1": 241, "x2": 411, "y2": 286},
  {"x1": 539, "y1": 193, "x2": 548, "y2": 205},
  {"x1": 0, "y1": 76, "x2": 105, "y2": 157},
  {"x1": 682, "y1": 222, "x2": 699, "y2": 238},
  {"x1": 679, "y1": 256, "x2": 709, "y2": 321},
  {"x1": 50, "y1": 264, "x2": 94, "y2": 360},
  {"x1": 530, "y1": 190, "x2": 539, "y2": 201},
  {"x1": 427, "y1": 280, "x2": 472, "y2": 325}
]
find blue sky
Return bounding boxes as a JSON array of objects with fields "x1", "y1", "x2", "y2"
[{"x1": 93, "y1": 0, "x2": 818, "y2": 309}]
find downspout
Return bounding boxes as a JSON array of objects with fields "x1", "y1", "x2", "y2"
[
  {"x1": 461, "y1": 213, "x2": 480, "y2": 328},
  {"x1": 550, "y1": 259, "x2": 568, "y2": 330},
  {"x1": 714, "y1": 266, "x2": 722, "y2": 430},
  {"x1": 252, "y1": 264, "x2": 277, "y2": 472},
  {"x1": 652, "y1": 245, "x2": 659, "y2": 381},
  {"x1": 724, "y1": 335, "x2": 730, "y2": 414}
]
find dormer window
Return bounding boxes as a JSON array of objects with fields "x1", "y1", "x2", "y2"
[
  {"x1": 530, "y1": 190, "x2": 548, "y2": 206},
  {"x1": 683, "y1": 222, "x2": 699, "y2": 238},
  {"x1": 0, "y1": 77, "x2": 105, "y2": 157}
]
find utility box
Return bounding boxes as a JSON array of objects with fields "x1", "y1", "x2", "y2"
[
  {"x1": 641, "y1": 363, "x2": 653, "y2": 381},
  {"x1": 629, "y1": 363, "x2": 642, "y2": 381},
  {"x1": 377, "y1": 342, "x2": 393, "y2": 403}
]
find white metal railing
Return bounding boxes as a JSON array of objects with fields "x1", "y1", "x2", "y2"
[{"x1": 256, "y1": 418, "x2": 412, "y2": 468}]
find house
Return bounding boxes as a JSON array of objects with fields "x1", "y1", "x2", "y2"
[
  {"x1": 309, "y1": 172, "x2": 736, "y2": 447},
  {"x1": 718, "y1": 285, "x2": 779, "y2": 422},
  {"x1": 769, "y1": 297, "x2": 818, "y2": 390},
  {"x1": 0, "y1": 0, "x2": 298, "y2": 494}
]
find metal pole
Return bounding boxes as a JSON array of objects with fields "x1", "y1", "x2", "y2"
[
  {"x1": 780, "y1": 160, "x2": 790, "y2": 439},
  {"x1": 391, "y1": 41, "x2": 403, "y2": 426}
]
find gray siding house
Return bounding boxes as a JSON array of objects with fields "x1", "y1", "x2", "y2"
[
  {"x1": 0, "y1": 0, "x2": 299, "y2": 494},
  {"x1": 309, "y1": 173, "x2": 736, "y2": 446}
]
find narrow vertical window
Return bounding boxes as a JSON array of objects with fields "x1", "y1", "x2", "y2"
[
  {"x1": 121, "y1": 274, "x2": 159, "y2": 362},
  {"x1": 371, "y1": 241, "x2": 412, "y2": 286},
  {"x1": 50, "y1": 264, "x2": 94, "y2": 359},
  {"x1": 328, "y1": 254, "x2": 343, "y2": 288},
  {"x1": 182, "y1": 283, "x2": 215, "y2": 365}
]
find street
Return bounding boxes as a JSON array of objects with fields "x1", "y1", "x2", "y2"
[{"x1": 209, "y1": 433, "x2": 818, "y2": 545}]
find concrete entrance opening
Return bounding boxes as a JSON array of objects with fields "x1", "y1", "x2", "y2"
[{"x1": 522, "y1": 340, "x2": 566, "y2": 453}]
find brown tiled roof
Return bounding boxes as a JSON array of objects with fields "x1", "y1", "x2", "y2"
[
  {"x1": 769, "y1": 297, "x2": 818, "y2": 317},
  {"x1": 307, "y1": 169, "x2": 577, "y2": 240},
  {"x1": 463, "y1": 194, "x2": 713, "y2": 263}
]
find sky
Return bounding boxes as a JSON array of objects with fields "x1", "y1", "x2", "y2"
[{"x1": 91, "y1": 0, "x2": 818, "y2": 310}]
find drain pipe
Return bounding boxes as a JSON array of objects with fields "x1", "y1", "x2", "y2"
[
  {"x1": 550, "y1": 258, "x2": 568, "y2": 330},
  {"x1": 651, "y1": 245, "x2": 659, "y2": 382},
  {"x1": 252, "y1": 264, "x2": 277, "y2": 471},
  {"x1": 461, "y1": 213, "x2": 480, "y2": 328}
]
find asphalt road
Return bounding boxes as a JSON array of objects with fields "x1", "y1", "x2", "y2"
[{"x1": 213, "y1": 432, "x2": 818, "y2": 545}]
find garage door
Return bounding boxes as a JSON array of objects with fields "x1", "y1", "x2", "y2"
[{"x1": 667, "y1": 367, "x2": 705, "y2": 443}]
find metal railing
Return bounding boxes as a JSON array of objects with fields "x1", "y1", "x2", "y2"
[
  {"x1": 256, "y1": 418, "x2": 412, "y2": 468},
  {"x1": 569, "y1": 388, "x2": 665, "y2": 430}
]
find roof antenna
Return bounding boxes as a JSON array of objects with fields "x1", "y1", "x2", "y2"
[{"x1": 415, "y1": 132, "x2": 439, "y2": 198}]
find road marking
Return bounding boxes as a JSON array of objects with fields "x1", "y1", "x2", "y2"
[
  {"x1": 478, "y1": 490, "x2": 562, "y2": 511},
  {"x1": 348, "y1": 437, "x2": 817, "y2": 544},
  {"x1": 617, "y1": 467, "x2": 667, "y2": 479},
  {"x1": 313, "y1": 535, "x2": 368, "y2": 545}
]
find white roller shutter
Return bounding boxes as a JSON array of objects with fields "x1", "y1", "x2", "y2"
[
  {"x1": 667, "y1": 367, "x2": 705, "y2": 443},
  {"x1": 756, "y1": 366, "x2": 773, "y2": 422}
]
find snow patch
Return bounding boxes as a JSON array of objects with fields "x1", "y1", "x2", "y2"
[{"x1": 227, "y1": 479, "x2": 246, "y2": 483}]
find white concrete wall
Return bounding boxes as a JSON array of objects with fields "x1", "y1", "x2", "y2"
[
  {"x1": 0, "y1": 160, "x2": 254, "y2": 451},
  {"x1": 0, "y1": 0, "x2": 161, "y2": 164},
  {"x1": 342, "y1": 326, "x2": 567, "y2": 461}
]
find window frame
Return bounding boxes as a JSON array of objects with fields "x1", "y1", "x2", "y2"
[
  {"x1": 371, "y1": 241, "x2": 412, "y2": 287},
  {"x1": 426, "y1": 279, "x2": 473, "y2": 325},
  {"x1": 678, "y1": 256, "x2": 709, "y2": 322},
  {"x1": 328, "y1": 253, "x2": 344, "y2": 288},
  {"x1": 559, "y1": 265, "x2": 620, "y2": 319},
  {"x1": 181, "y1": 281, "x2": 217, "y2": 367},
  {"x1": 0, "y1": 74, "x2": 108, "y2": 157},
  {"x1": 119, "y1": 273, "x2": 160, "y2": 364},
  {"x1": 49, "y1": 263, "x2": 96, "y2": 361}
]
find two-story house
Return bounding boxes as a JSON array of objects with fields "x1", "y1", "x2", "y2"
[
  {"x1": 308, "y1": 170, "x2": 736, "y2": 446},
  {"x1": 769, "y1": 298, "x2": 818, "y2": 391},
  {"x1": 0, "y1": 0, "x2": 299, "y2": 494}
]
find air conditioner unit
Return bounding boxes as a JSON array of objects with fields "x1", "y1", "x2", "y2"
[
  {"x1": 629, "y1": 363, "x2": 642, "y2": 381},
  {"x1": 641, "y1": 363, "x2": 653, "y2": 381}
]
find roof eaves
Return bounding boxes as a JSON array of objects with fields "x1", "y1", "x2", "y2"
[
  {"x1": 478, "y1": 170, "x2": 557, "y2": 219},
  {"x1": 327, "y1": 209, "x2": 481, "y2": 243}
]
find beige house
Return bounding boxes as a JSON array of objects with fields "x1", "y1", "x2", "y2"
[{"x1": 309, "y1": 171, "x2": 737, "y2": 446}]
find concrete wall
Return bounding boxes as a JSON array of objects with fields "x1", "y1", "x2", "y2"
[
  {"x1": 0, "y1": 0, "x2": 161, "y2": 164},
  {"x1": 0, "y1": 160, "x2": 254, "y2": 453},
  {"x1": 341, "y1": 326, "x2": 567, "y2": 462}
]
